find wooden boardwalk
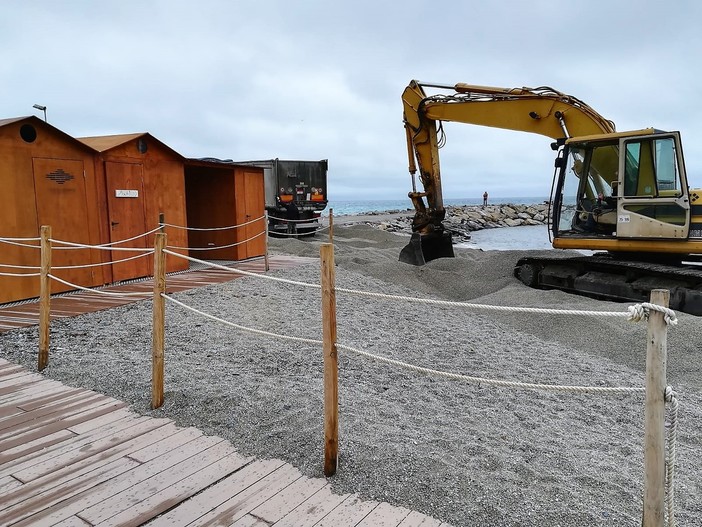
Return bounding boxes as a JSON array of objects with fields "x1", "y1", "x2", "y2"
[
  {"x1": 0, "y1": 255, "x2": 450, "y2": 526},
  {"x1": 0, "y1": 256, "x2": 315, "y2": 333},
  {"x1": 0, "y1": 359, "x2": 448, "y2": 526}
]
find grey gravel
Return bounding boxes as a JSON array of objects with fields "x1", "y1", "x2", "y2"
[{"x1": 1, "y1": 224, "x2": 701, "y2": 526}]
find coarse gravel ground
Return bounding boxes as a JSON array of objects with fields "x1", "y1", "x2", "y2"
[{"x1": 1, "y1": 224, "x2": 701, "y2": 526}]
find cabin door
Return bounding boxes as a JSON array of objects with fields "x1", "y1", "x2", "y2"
[
  {"x1": 32, "y1": 158, "x2": 94, "y2": 291},
  {"x1": 235, "y1": 169, "x2": 265, "y2": 260},
  {"x1": 105, "y1": 161, "x2": 150, "y2": 282}
]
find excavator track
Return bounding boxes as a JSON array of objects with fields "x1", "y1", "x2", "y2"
[{"x1": 514, "y1": 254, "x2": 702, "y2": 316}]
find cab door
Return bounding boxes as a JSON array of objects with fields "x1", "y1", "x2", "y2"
[{"x1": 616, "y1": 132, "x2": 690, "y2": 239}]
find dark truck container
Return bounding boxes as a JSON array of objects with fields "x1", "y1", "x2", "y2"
[{"x1": 234, "y1": 158, "x2": 328, "y2": 236}]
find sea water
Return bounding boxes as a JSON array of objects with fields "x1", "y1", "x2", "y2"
[
  {"x1": 461, "y1": 224, "x2": 552, "y2": 251},
  {"x1": 324, "y1": 197, "x2": 547, "y2": 217}
]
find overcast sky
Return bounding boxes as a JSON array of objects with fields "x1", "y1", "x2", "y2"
[{"x1": 2, "y1": 1, "x2": 701, "y2": 201}]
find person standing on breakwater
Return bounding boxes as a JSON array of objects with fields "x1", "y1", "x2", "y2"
[{"x1": 482, "y1": 191, "x2": 489, "y2": 207}]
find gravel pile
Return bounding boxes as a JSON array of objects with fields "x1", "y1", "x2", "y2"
[{"x1": 2, "y1": 224, "x2": 701, "y2": 526}]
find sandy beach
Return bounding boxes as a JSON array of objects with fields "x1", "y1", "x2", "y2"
[{"x1": 1, "y1": 222, "x2": 700, "y2": 526}]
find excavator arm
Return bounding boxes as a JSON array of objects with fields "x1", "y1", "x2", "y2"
[{"x1": 400, "y1": 79, "x2": 616, "y2": 264}]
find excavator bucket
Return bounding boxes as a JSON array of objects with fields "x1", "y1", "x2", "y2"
[{"x1": 399, "y1": 232, "x2": 454, "y2": 265}]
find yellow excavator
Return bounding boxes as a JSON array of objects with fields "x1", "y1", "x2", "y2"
[{"x1": 401, "y1": 80, "x2": 702, "y2": 314}]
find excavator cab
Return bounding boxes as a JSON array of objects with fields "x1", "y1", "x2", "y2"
[{"x1": 552, "y1": 129, "x2": 691, "y2": 246}]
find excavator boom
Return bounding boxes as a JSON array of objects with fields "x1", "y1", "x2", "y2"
[{"x1": 401, "y1": 80, "x2": 615, "y2": 264}]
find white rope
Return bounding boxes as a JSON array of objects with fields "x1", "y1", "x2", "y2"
[
  {"x1": 0, "y1": 236, "x2": 41, "y2": 241},
  {"x1": 52, "y1": 250, "x2": 154, "y2": 270},
  {"x1": 271, "y1": 227, "x2": 327, "y2": 237},
  {"x1": 0, "y1": 271, "x2": 41, "y2": 277},
  {"x1": 48, "y1": 274, "x2": 152, "y2": 297},
  {"x1": 268, "y1": 215, "x2": 325, "y2": 223},
  {"x1": 336, "y1": 343, "x2": 644, "y2": 395},
  {"x1": 161, "y1": 215, "x2": 266, "y2": 231},
  {"x1": 335, "y1": 286, "x2": 677, "y2": 324},
  {"x1": 50, "y1": 239, "x2": 154, "y2": 253},
  {"x1": 0, "y1": 239, "x2": 41, "y2": 249},
  {"x1": 166, "y1": 230, "x2": 266, "y2": 251},
  {"x1": 627, "y1": 303, "x2": 678, "y2": 326},
  {"x1": 664, "y1": 386, "x2": 679, "y2": 527},
  {"x1": 162, "y1": 294, "x2": 323, "y2": 345},
  {"x1": 163, "y1": 249, "x2": 321, "y2": 289},
  {"x1": 49, "y1": 227, "x2": 161, "y2": 250},
  {"x1": 0, "y1": 262, "x2": 41, "y2": 270}
]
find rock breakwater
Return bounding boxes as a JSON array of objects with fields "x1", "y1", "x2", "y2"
[{"x1": 357, "y1": 202, "x2": 550, "y2": 243}]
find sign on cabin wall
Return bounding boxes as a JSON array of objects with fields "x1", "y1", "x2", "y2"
[{"x1": 115, "y1": 189, "x2": 139, "y2": 198}]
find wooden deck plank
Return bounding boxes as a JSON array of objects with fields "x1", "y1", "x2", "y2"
[
  {"x1": 66, "y1": 406, "x2": 134, "y2": 434},
  {"x1": 0, "y1": 381, "x2": 75, "y2": 407},
  {"x1": 0, "y1": 428, "x2": 77, "y2": 465},
  {"x1": 145, "y1": 458, "x2": 287, "y2": 527},
  {"x1": 184, "y1": 463, "x2": 303, "y2": 527},
  {"x1": 273, "y1": 484, "x2": 349, "y2": 527},
  {"x1": 247, "y1": 475, "x2": 328, "y2": 524},
  {"x1": 10, "y1": 419, "x2": 175, "y2": 483},
  {"x1": 397, "y1": 510, "x2": 444, "y2": 526},
  {"x1": 13, "y1": 434, "x2": 224, "y2": 527},
  {"x1": 0, "y1": 414, "x2": 148, "y2": 478},
  {"x1": 81, "y1": 449, "x2": 253, "y2": 526},
  {"x1": 312, "y1": 494, "x2": 381, "y2": 527},
  {"x1": 0, "y1": 475, "x2": 22, "y2": 494},
  {"x1": 355, "y1": 501, "x2": 413, "y2": 526},
  {"x1": 0, "y1": 399, "x2": 128, "y2": 453},
  {"x1": 0, "y1": 392, "x2": 114, "y2": 439},
  {"x1": 0, "y1": 389, "x2": 97, "y2": 427},
  {"x1": 0, "y1": 456, "x2": 141, "y2": 525}
]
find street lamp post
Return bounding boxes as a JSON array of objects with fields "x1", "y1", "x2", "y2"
[{"x1": 32, "y1": 104, "x2": 47, "y2": 122}]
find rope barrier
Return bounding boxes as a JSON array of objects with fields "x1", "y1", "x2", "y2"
[
  {"x1": 0, "y1": 271, "x2": 41, "y2": 277},
  {"x1": 665, "y1": 386, "x2": 679, "y2": 526},
  {"x1": 627, "y1": 302, "x2": 678, "y2": 326},
  {"x1": 0, "y1": 239, "x2": 41, "y2": 249},
  {"x1": 48, "y1": 274, "x2": 152, "y2": 297},
  {"x1": 161, "y1": 215, "x2": 266, "y2": 231},
  {"x1": 336, "y1": 343, "x2": 644, "y2": 395},
  {"x1": 163, "y1": 249, "x2": 321, "y2": 289},
  {"x1": 52, "y1": 250, "x2": 154, "y2": 270},
  {"x1": 49, "y1": 227, "x2": 162, "y2": 251},
  {"x1": 268, "y1": 215, "x2": 324, "y2": 223},
  {"x1": 0, "y1": 236, "x2": 41, "y2": 241},
  {"x1": 49, "y1": 239, "x2": 154, "y2": 253},
  {"x1": 166, "y1": 230, "x2": 266, "y2": 251},
  {"x1": 334, "y1": 287, "x2": 678, "y2": 324},
  {"x1": 0, "y1": 262, "x2": 41, "y2": 270},
  {"x1": 162, "y1": 294, "x2": 324, "y2": 346}
]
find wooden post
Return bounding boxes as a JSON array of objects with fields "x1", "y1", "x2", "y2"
[
  {"x1": 38, "y1": 225, "x2": 52, "y2": 371},
  {"x1": 328, "y1": 208, "x2": 334, "y2": 243},
  {"x1": 151, "y1": 232, "x2": 167, "y2": 409},
  {"x1": 320, "y1": 243, "x2": 338, "y2": 476},
  {"x1": 642, "y1": 289, "x2": 668, "y2": 527},
  {"x1": 264, "y1": 211, "x2": 270, "y2": 271}
]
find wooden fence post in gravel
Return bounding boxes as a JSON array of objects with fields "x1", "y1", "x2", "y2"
[
  {"x1": 38, "y1": 225, "x2": 52, "y2": 371},
  {"x1": 328, "y1": 208, "x2": 334, "y2": 243},
  {"x1": 152, "y1": 232, "x2": 167, "y2": 410},
  {"x1": 320, "y1": 242, "x2": 338, "y2": 476},
  {"x1": 642, "y1": 288, "x2": 669, "y2": 527},
  {"x1": 264, "y1": 211, "x2": 270, "y2": 271}
]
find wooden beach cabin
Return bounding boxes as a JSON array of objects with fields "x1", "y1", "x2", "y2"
[
  {"x1": 184, "y1": 158, "x2": 266, "y2": 261},
  {"x1": 0, "y1": 116, "x2": 106, "y2": 304},
  {"x1": 78, "y1": 133, "x2": 190, "y2": 282}
]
